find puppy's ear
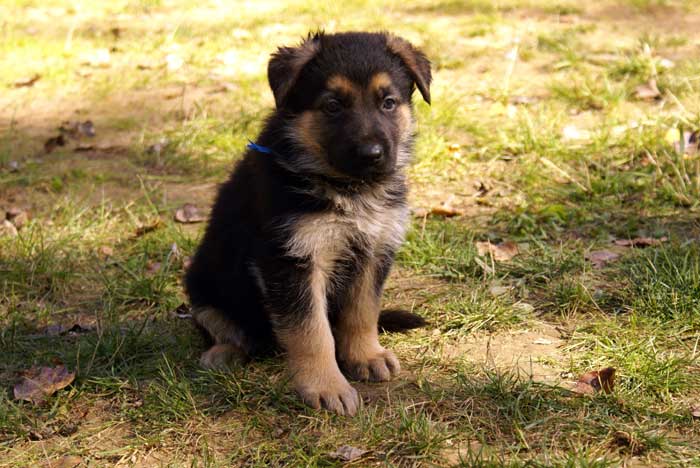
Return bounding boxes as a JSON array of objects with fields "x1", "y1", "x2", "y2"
[
  {"x1": 386, "y1": 35, "x2": 432, "y2": 104},
  {"x1": 267, "y1": 32, "x2": 322, "y2": 109}
]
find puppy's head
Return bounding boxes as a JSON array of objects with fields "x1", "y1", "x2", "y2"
[{"x1": 268, "y1": 32, "x2": 431, "y2": 183}]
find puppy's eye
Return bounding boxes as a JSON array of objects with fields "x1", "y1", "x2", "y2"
[
  {"x1": 324, "y1": 98, "x2": 342, "y2": 114},
  {"x1": 382, "y1": 97, "x2": 397, "y2": 111}
]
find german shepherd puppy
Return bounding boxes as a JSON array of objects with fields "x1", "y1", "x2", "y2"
[{"x1": 185, "y1": 31, "x2": 431, "y2": 416}]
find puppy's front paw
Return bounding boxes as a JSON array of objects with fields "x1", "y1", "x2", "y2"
[
  {"x1": 295, "y1": 370, "x2": 359, "y2": 416},
  {"x1": 341, "y1": 347, "x2": 400, "y2": 382}
]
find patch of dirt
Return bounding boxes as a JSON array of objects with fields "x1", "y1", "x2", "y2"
[{"x1": 442, "y1": 322, "x2": 566, "y2": 383}]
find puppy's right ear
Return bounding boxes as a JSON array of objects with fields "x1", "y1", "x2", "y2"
[{"x1": 267, "y1": 32, "x2": 322, "y2": 109}]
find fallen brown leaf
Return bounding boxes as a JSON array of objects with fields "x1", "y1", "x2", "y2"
[
  {"x1": 46, "y1": 455, "x2": 83, "y2": 468},
  {"x1": 6, "y1": 206, "x2": 28, "y2": 228},
  {"x1": 691, "y1": 404, "x2": 700, "y2": 419},
  {"x1": 146, "y1": 137, "x2": 169, "y2": 156},
  {"x1": 429, "y1": 205, "x2": 463, "y2": 217},
  {"x1": 610, "y1": 430, "x2": 645, "y2": 455},
  {"x1": 60, "y1": 120, "x2": 96, "y2": 139},
  {"x1": 634, "y1": 79, "x2": 661, "y2": 100},
  {"x1": 476, "y1": 240, "x2": 519, "y2": 262},
  {"x1": 585, "y1": 250, "x2": 620, "y2": 268},
  {"x1": 329, "y1": 445, "x2": 369, "y2": 462},
  {"x1": 173, "y1": 303, "x2": 192, "y2": 319},
  {"x1": 134, "y1": 219, "x2": 161, "y2": 237},
  {"x1": 145, "y1": 261, "x2": 162, "y2": 275},
  {"x1": 44, "y1": 134, "x2": 67, "y2": 154},
  {"x1": 671, "y1": 129, "x2": 700, "y2": 155},
  {"x1": 13, "y1": 73, "x2": 41, "y2": 88},
  {"x1": 174, "y1": 203, "x2": 206, "y2": 223},
  {"x1": 14, "y1": 365, "x2": 76, "y2": 404},
  {"x1": 1, "y1": 219, "x2": 19, "y2": 237},
  {"x1": 98, "y1": 245, "x2": 114, "y2": 257},
  {"x1": 613, "y1": 236, "x2": 668, "y2": 248},
  {"x1": 572, "y1": 367, "x2": 615, "y2": 395}
]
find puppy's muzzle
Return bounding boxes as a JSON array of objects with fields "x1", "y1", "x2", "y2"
[{"x1": 357, "y1": 143, "x2": 385, "y2": 166}]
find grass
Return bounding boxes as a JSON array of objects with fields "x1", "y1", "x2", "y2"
[{"x1": 2, "y1": 0, "x2": 700, "y2": 466}]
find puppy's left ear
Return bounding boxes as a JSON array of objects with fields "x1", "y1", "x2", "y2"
[
  {"x1": 386, "y1": 35, "x2": 432, "y2": 104},
  {"x1": 268, "y1": 32, "x2": 322, "y2": 109}
]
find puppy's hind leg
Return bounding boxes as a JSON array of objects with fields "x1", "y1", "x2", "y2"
[{"x1": 193, "y1": 306, "x2": 249, "y2": 370}]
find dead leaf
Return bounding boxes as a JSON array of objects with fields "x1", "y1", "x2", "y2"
[
  {"x1": 146, "y1": 137, "x2": 169, "y2": 156},
  {"x1": 8, "y1": 160, "x2": 21, "y2": 172},
  {"x1": 666, "y1": 128, "x2": 700, "y2": 155},
  {"x1": 474, "y1": 180, "x2": 491, "y2": 197},
  {"x1": 634, "y1": 79, "x2": 661, "y2": 100},
  {"x1": 572, "y1": 367, "x2": 615, "y2": 395},
  {"x1": 428, "y1": 205, "x2": 463, "y2": 217},
  {"x1": 329, "y1": 445, "x2": 369, "y2": 462},
  {"x1": 13, "y1": 73, "x2": 41, "y2": 88},
  {"x1": 1, "y1": 219, "x2": 18, "y2": 237},
  {"x1": 174, "y1": 203, "x2": 206, "y2": 223},
  {"x1": 46, "y1": 455, "x2": 83, "y2": 468},
  {"x1": 74, "y1": 144, "x2": 95, "y2": 152},
  {"x1": 533, "y1": 338, "x2": 553, "y2": 345},
  {"x1": 173, "y1": 303, "x2": 192, "y2": 319},
  {"x1": 476, "y1": 241, "x2": 519, "y2": 262},
  {"x1": 14, "y1": 365, "x2": 76, "y2": 404},
  {"x1": 96, "y1": 245, "x2": 113, "y2": 259},
  {"x1": 134, "y1": 219, "x2": 161, "y2": 237},
  {"x1": 61, "y1": 324, "x2": 91, "y2": 336},
  {"x1": 145, "y1": 261, "x2": 162, "y2": 275},
  {"x1": 44, "y1": 134, "x2": 66, "y2": 154},
  {"x1": 613, "y1": 237, "x2": 668, "y2": 248},
  {"x1": 610, "y1": 430, "x2": 645, "y2": 455},
  {"x1": 182, "y1": 256, "x2": 192, "y2": 270},
  {"x1": 691, "y1": 404, "x2": 700, "y2": 419},
  {"x1": 6, "y1": 206, "x2": 28, "y2": 228},
  {"x1": 489, "y1": 285, "x2": 511, "y2": 296},
  {"x1": 585, "y1": 250, "x2": 620, "y2": 268},
  {"x1": 60, "y1": 120, "x2": 96, "y2": 139}
]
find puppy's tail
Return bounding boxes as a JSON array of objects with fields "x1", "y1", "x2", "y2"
[{"x1": 378, "y1": 309, "x2": 427, "y2": 333}]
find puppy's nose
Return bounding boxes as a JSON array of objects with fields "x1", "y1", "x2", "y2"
[{"x1": 359, "y1": 144, "x2": 384, "y2": 162}]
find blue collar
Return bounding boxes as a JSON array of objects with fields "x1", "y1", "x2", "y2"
[{"x1": 246, "y1": 140, "x2": 275, "y2": 155}]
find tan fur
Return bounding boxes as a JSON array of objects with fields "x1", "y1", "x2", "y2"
[
  {"x1": 296, "y1": 111, "x2": 325, "y2": 156},
  {"x1": 194, "y1": 306, "x2": 249, "y2": 368},
  {"x1": 334, "y1": 264, "x2": 400, "y2": 382},
  {"x1": 327, "y1": 74, "x2": 361, "y2": 97},
  {"x1": 286, "y1": 111, "x2": 348, "y2": 177},
  {"x1": 199, "y1": 344, "x2": 246, "y2": 369},
  {"x1": 386, "y1": 35, "x2": 431, "y2": 103},
  {"x1": 368, "y1": 72, "x2": 392, "y2": 94},
  {"x1": 278, "y1": 220, "x2": 359, "y2": 415},
  {"x1": 194, "y1": 306, "x2": 247, "y2": 346}
]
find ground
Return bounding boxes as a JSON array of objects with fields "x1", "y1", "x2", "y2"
[{"x1": 1, "y1": 0, "x2": 700, "y2": 466}]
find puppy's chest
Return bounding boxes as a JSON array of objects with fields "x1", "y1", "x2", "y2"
[{"x1": 284, "y1": 199, "x2": 407, "y2": 265}]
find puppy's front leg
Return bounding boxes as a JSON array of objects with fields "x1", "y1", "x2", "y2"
[
  {"x1": 336, "y1": 253, "x2": 400, "y2": 382},
  {"x1": 263, "y1": 258, "x2": 359, "y2": 416}
]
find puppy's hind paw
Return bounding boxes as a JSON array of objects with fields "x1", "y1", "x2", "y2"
[{"x1": 199, "y1": 344, "x2": 247, "y2": 370}]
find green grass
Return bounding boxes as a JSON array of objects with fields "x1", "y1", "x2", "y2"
[{"x1": 2, "y1": 0, "x2": 700, "y2": 466}]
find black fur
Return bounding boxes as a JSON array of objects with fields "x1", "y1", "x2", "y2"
[{"x1": 185, "y1": 31, "x2": 430, "y2": 357}]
